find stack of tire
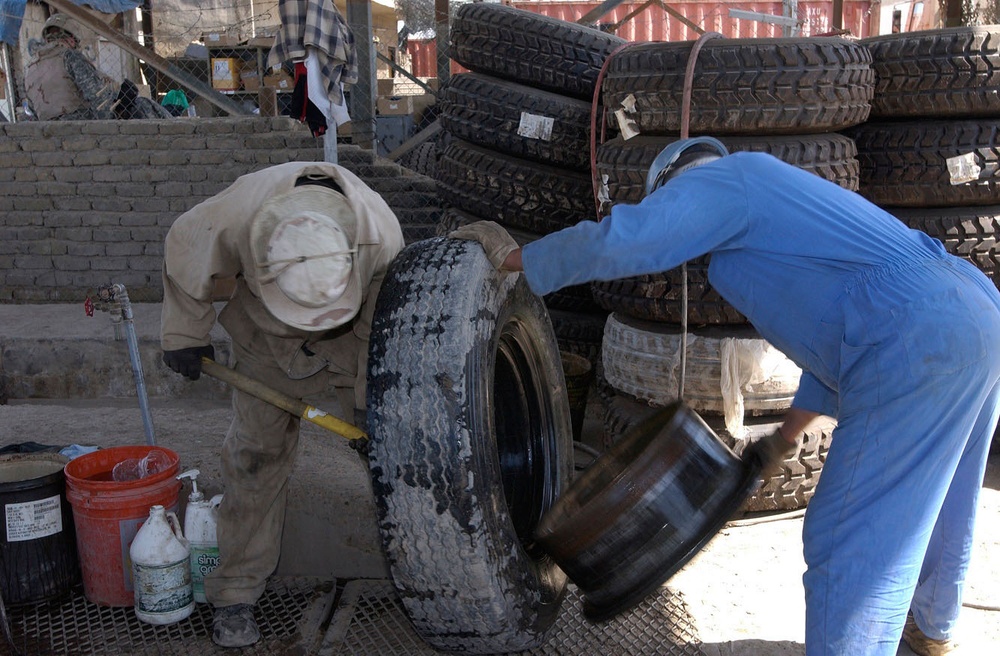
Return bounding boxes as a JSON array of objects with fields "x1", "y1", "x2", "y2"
[
  {"x1": 845, "y1": 25, "x2": 1000, "y2": 454},
  {"x1": 592, "y1": 37, "x2": 875, "y2": 512},
  {"x1": 433, "y1": 2, "x2": 626, "y2": 370}
]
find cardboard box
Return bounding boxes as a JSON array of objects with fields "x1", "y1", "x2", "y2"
[
  {"x1": 240, "y1": 65, "x2": 261, "y2": 91},
  {"x1": 263, "y1": 71, "x2": 294, "y2": 92},
  {"x1": 377, "y1": 96, "x2": 414, "y2": 116},
  {"x1": 411, "y1": 93, "x2": 437, "y2": 122},
  {"x1": 377, "y1": 78, "x2": 394, "y2": 97},
  {"x1": 202, "y1": 32, "x2": 243, "y2": 47},
  {"x1": 211, "y1": 58, "x2": 241, "y2": 91},
  {"x1": 248, "y1": 35, "x2": 275, "y2": 48}
]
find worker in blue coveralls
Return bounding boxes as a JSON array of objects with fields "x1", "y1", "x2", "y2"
[{"x1": 450, "y1": 137, "x2": 1000, "y2": 656}]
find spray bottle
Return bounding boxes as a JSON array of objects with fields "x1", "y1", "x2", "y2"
[
  {"x1": 130, "y1": 505, "x2": 194, "y2": 625},
  {"x1": 177, "y1": 469, "x2": 223, "y2": 603}
]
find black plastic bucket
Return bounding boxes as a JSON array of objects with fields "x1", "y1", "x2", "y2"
[
  {"x1": 0, "y1": 452, "x2": 80, "y2": 605},
  {"x1": 535, "y1": 401, "x2": 759, "y2": 621}
]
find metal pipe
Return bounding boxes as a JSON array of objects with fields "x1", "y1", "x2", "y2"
[{"x1": 102, "y1": 284, "x2": 157, "y2": 446}]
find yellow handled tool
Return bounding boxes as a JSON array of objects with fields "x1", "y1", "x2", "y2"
[{"x1": 200, "y1": 357, "x2": 367, "y2": 441}]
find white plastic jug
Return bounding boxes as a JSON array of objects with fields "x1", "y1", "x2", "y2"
[
  {"x1": 130, "y1": 504, "x2": 195, "y2": 625},
  {"x1": 177, "y1": 469, "x2": 223, "y2": 603}
]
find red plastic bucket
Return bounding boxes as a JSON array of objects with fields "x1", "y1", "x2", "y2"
[{"x1": 64, "y1": 446, "x2": 181, "y2": 607}]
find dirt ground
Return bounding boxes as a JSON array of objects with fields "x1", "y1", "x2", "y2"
[
  {"x1": 669, "y1": 447, "x2": 1000, "y2": 656},
  {"x1": 2, "y1": 398, "x2": 998, "y2": 655}
]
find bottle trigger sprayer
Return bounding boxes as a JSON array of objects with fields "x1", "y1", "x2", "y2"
[{"x1": 177, "y1": 469, "x2": 223, "y2": 604}]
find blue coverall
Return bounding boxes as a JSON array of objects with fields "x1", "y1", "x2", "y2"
[{"x1": 521, "y1": 152, "x2": 1000, "y2": 654}]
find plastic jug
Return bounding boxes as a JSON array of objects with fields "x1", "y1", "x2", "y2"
[
  {"x1": 177, "y1": 469, "x2": 223, "y2": 603},
  {"x1": 130, "y1": 504, "x2": 195, "y2": 625}
]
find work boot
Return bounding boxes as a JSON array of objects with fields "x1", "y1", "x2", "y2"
[
  {"x1": 902, "y1": 613, "x2": 958, "y2": 655},
  {"x1": 212, "y1": 603, "x2": 261, "y2": 648}
]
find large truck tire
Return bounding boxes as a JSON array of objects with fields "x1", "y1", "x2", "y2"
[
  {"x1": 889, "y1": 205, "x2": 1000, "y2": 286},
  {"x1": 366, "y1": 237, "x2": 572, "y2": 653},
  {"x1": 436, "y1": 208, "x2": 601, "y2": 313},
  {"x1": 434, "y1": 139, "x2": 594, "y2": 235},
  {"x1": 439, "y1": 72, "x2": 593, "y2": 170},
  {"x1": 601, "y1": 38, "x2": 873, "y2": 135},
  {"x1": 596, "y1": 134, "x2": 860, "y2": 206},
  {"x1": 601, "y1": 314, "x2": 801, "y2": 418},
  {"x1": 848, "y1": 118, "x2": 1000, "y2": 208},
  {"x1": 450, "y1": 2, "x2": 626, "y2": 100},
  {"x1": 864, "y1": 26, "x2": 1000, "y2": 119},
  {"x1": 590, "y1": 259, "x2": 748, "y2": 325}
]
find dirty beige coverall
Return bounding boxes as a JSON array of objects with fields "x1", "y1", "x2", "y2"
[{"x1": 160, "y1": 162, "x2": 404, "y2": 607}]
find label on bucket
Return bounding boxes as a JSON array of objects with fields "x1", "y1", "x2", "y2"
[{"x1": 5, "y1": 494, "x2": 62, "y2": 542}]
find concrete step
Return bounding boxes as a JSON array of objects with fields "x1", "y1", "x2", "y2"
[{"x1": 0, "y1": 302, "x2": 230, "y2": 402}]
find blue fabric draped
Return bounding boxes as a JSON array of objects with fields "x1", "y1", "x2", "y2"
[{"x1": 1, "y1": 0, "x2": 142, "y2": 44}]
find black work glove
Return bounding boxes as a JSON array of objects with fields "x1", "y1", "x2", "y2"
[
  {"x1": 742, "y1": 429, "x2": 797, "y2": 481},
  {"x1": 162, "y1": 345, "x2": 215, "y2": 381}
]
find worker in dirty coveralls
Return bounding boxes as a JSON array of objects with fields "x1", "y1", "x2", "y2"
[
  {"x1": 160, "y1": 162, "x2": 404, "y2": 648},
  {"x1": 451, "y1": 137, "x2": 1000, "y2": 656},
  {"x1": 24, "y1": 14, "x2": 171, "y2": 121}
]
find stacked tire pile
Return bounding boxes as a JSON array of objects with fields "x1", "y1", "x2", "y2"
[
  {"x1": 845, "y1": 25, "x2": 1000, "y2": 454},
  {"x1": 433, "y1": 2, "x2": 626, "y2": 370},
  {"x1": 593, "y1": 37, "x2": 875, "y2": 511},
  {"x1": 847, "y1": 26, "x2": 1000, "y2": 287}
]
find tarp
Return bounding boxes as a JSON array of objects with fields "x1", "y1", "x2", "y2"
[{"x1": 0, "y1": 0, "x2": 142, "y2": 44}]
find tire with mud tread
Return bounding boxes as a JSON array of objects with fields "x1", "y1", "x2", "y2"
[
  {"x1": 434, "y1": 139, "x2": 594, "y2": 235},
  {"x1": 598, "y1": 377, "x2": 835, "y2": 513},
  {"x1": 848, "y1": 118, "x2": 1000, "y2": 208},
  {"x1": 601, "y1": 38, "x2": 873, "y2": 135},
  {"x1": 597, "y1": 134, "x2": 860, "y2": 206},
  {"x1": 366, "y1": 237, "x2": 572, "y2": 654},
  {"x1": 864, "y1": 26, "x2": 1000, "y2": 119},
  {"x1": 889, "y1": 205, "x2": 1000, "y2": 286},
  {"x1": 450, "y1": 2, "x2": 626, "y2": 100},
  {"x1": 439, "y1": 72, "x2": 594, "y2": 170},
  {"x1": 590, "y1": 259, "x2": 749, "y2": 325},
  {"x1": 601, "y1": 314, "x2": 801, "y2": 417}
]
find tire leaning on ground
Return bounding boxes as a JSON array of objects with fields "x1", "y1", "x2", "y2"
[
  {"x1": 601, "y1": 37, "x2": 873, "y2": 135},
  {"x1": 366, "y1": 237, "x2": 573, "y2": 654}
]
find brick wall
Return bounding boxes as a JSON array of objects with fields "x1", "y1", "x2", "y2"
[{"x1": 0, "y1": 117, "x2": 442, "y2": 303}]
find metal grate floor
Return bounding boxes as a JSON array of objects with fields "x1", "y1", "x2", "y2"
[
  {"x1": 2, "y1": 578, "x2": 704, "y2": 655},
  {"x1": 0, "y1": 577, "x2": 335, "y2": 656},
  {"x1": 318, "y1": 580, "x2": 704, "y2": 656}
]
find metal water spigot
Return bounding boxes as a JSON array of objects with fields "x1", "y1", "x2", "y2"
[{"x1": 86, "y1": 283, "x2": 156, "y2": 445}]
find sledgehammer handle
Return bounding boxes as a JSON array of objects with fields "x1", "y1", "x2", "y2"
[{"x1": 200, "y1": 357, "x2": 367, "y2": 441}]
